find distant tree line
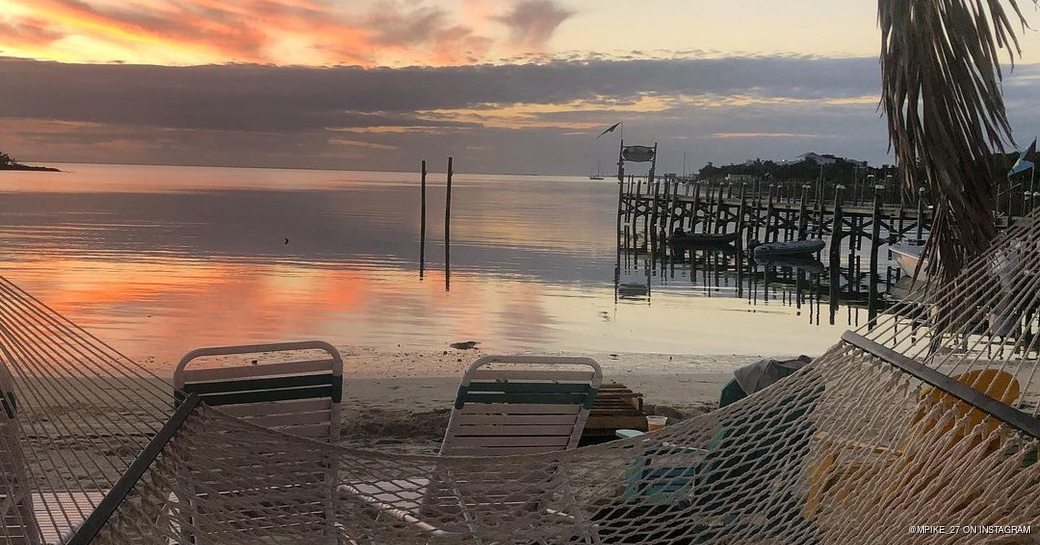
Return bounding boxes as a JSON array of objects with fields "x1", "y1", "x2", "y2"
[
  {"x1": 696, "y1": 152, "x2": 1026, "y2": 188},
  {"x1": 696, "y1": 157, "x2": 899, "y2": 185}
]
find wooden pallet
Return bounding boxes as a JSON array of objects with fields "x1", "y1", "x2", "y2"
[{"x1": 583, "y1": 383, "x2": 647, "y2": 440}]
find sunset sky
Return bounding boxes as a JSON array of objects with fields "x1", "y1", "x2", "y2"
[{"x1": 2, "y1": 0, "x2": 1040, "y2": 174}]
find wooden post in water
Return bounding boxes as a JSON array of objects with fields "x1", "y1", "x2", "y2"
[
  {"x1": 691, "y1": 181, "x2": 701, "y2": 233},
  {"x1": 445, "y1": 156, "x2": 453, "y2": 291},
  {"x1": 868, "y1": 184, "x2": 883, "y2": 323},
  {"x1": 753, "y1": 185, "x2": 763, "y2": 242},
  {"x1": 631, "y1": 177, "x2": 641, "y2": 228},
  {"x1": 829, "y1": 185, "x2": 845, "y2": 324},
  {"x1": 711, "y1": 183, "x2": 722, "y2": 234},
  {"x1": 766, "y1": 184, "x2": 776, "y2": 242},
  {"x1": 666, "y1": 181, "x2": 679, "y2": 236},
  {"x1": 616, "y1": 176, "x2": 624, "y2": 250},
  {"x1": 419, "y1": 160, "x2": 427, "y2": 278},
  {"x1": 737, "y1": 183, "x2": 747, "y2": 246},
  {"x1": 815, "y1": 187, "x2": 825, "y2": 239},
  {"x1": 897, "y1": 206, "x2": 905, "y2": 244},
  {"x1": 642, "y1": 181, "x2": 650, "y2": 251},
  {"x1": 649, "y1": 180, "x2": 660, "y2": 250},
  {"x1": 662, "y1": 180, "x2": 672, "y2": 236},
  {"x1": 797, "y1": 184, "x2": 809, "y2": 240}
]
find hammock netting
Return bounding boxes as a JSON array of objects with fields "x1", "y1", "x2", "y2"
[{"x1": 3, "y1": 214, "x2": 1040, "y2": 544}]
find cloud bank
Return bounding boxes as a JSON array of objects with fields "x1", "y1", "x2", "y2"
[{"x1": 2, "y1": 55, "x2": 1037, "y2": 174}]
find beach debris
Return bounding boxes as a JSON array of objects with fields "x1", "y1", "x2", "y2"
[
  {"x1": 583, "y1": 382, "x2": 648, "y2": 441},
  {"x1": 450, "y1": 340, "x2": 479, "y2": 350}
]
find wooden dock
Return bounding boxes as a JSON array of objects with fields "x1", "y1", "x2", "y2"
[{"x1": 615, "y1": 177, "x2": 940, "y2": 320}]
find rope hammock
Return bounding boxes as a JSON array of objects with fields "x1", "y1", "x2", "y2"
[{"x1": 3, "y1": 213, "x2": 1040, "y2": 544}]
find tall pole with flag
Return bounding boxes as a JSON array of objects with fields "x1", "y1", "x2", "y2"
[
  {"x1": 617, "y1": 139, "x2": 625, "y2": 182},
  {"x1": 648, "y1": 142, "x2": 658, "y2": 185}
]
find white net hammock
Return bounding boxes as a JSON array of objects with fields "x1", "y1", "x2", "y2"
[{"x1": 3, "y1": 215, "x2": 1040, "y2": 544}]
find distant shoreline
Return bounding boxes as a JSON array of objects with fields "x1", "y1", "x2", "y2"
[
  {"x1": 17, "y1": 160, "x2": 578, "y2": 177},
  {"x1": 0, "y1": 163, "x2": 61, "y2": 172}
]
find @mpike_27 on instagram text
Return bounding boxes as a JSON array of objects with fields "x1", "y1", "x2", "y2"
[{"x1": 908, "y1": 525, "x2": 1031, "y2": 535}]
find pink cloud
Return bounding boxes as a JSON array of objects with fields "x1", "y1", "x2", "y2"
[{"x1": 4, "y1": 0, "x2": 568, "y2": 66}]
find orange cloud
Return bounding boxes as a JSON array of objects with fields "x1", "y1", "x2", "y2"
[
  {"x1": 0, "y1": 0, "x2": 576, "y2": 66},
  {"x1": 0, "y1": 17, "x2": 64, "y2": 49}
]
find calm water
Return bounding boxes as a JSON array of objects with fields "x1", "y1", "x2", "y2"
[{"x1": 0, "y1": 164, "x2": 862, "y2": 365}]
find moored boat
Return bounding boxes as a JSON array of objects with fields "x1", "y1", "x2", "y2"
[
  {"x1": 667, "y1": 231, "x2": 741, "y2": 247},
  {"x1": 889, "y1": 243, "x2": 928, "y2": 280},
  {"x1": 754, "y1": 256, "x2": 825, "y2": 274},
  {"x1": 752, "y1": 239, "x2": 825, "y2": 259}
]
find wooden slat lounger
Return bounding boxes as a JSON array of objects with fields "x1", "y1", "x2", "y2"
[
  {"x1": 343, "y1": 355, "x2": 602, "y2": 540},
  {"x1": 173, "y1": 341, "x2": 344, "y2": 544}
]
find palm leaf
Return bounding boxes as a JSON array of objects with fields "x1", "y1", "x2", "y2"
[{"x1": 878, "y1": 0, "x2": 1032, "y2": 279}]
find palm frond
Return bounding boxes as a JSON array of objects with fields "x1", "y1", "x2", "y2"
[{"x1": 879, "y1": 0, "x2": 1032, "y2": 279}]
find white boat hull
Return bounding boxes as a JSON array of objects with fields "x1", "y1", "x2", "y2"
[{"x1": 890, "y1": 244, "x2": 928, "y2": 280}]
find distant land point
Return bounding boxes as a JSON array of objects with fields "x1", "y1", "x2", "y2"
[{"x1": 0, "y1": 151, "x2": 60, "y2": 172}]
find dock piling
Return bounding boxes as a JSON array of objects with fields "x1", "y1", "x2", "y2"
[
  {"x1": 419, "y1": 160, "x2": 427, "y2": 278},
  {"x1": 868, "y1": 184, "x2": 883, "y2": 322},
  {"x1": 445, "y1": 156, "x2": 453, "y2": 291},
  {"x1": 828, "y1": 185, "x2": 845, "y2": 324}
]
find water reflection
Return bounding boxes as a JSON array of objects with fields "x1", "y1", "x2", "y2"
[
  {"x1": 614, "y1": 240, "x2": 891, "y2": 330},
  {"x1": 0, "y1": 164, "x2": 865, "y2": 366}
]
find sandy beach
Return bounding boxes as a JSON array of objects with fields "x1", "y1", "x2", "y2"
[
  {"x1": 8, "y1": 344, "x2": 815, "y2": 490},
  {"x1": 324, "y1": 345, "x2": 813, "y2": 453},
  {"x1": 153, "y1": 342, "x2": 816, "y2": 453}
]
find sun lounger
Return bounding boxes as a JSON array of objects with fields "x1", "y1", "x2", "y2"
[
  {"x1": 174, "y1": 341, "x2": 343, "y2": 441},
  {"x1": 1, "y1": 380, "x2": 40, "y2": 545},
  {"x1": 1, "y1": 373, "x2": 108, "y2": 545},
  {"x1": 173, "y1": 341, "x2": 344, "y2": 544},
  {"x1": 440, "y1": 355, "x2": 602, "y2": 456},
  {"x1": 343, "y1": 355, "x2": 602, "y2": 541}
]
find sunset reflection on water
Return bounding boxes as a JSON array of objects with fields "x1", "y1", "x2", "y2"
[{"x1": 0, "y1": 164, "x2": 851, "y2": 368}]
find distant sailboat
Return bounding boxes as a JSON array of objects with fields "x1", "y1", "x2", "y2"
[{"x1": 589, "y1": 161, "x2": 605, "y2": 180}]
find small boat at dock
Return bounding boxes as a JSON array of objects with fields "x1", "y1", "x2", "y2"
[
  {"x1": 754, "y1": 256, "x2": 825, "y2": 274},
  {"x1": 752, "y1": 239, "x2": 825, "y2": 259},
  {"x1": 667, "y1": 231, "x2": 741, "y2": 247},
  {"x1": 889, "y1": 243, "x2": 928, "y2": 280}
]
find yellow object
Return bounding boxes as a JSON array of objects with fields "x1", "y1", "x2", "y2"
[
  {"x1": 912, "y1": 368, "x2": 1020, "y2": 453},
  {"x1": 806, "y1": 368, "x2": 1021, "y2": 517}
]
